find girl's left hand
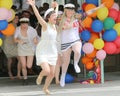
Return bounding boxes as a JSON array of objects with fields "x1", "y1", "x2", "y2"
[
  {"x1": 26, "y1": 0, "x2": 35, "y2": 6},
  {"x1": 51, "y1": 1, "x2": 58, "y2": 8}
]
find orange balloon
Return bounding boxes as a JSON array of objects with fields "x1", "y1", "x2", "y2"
[
  {"x1": 89, "y1": 33, "x2": 99, "y2": 43},
  {"x1": 102, "y1": 0, "x2": 114, "y2": 9},
  {"x1": 81, "y1": 56, "x2": 93, "y2": 65},
  {"x1": 1, "y1": 23, "x2": 15, "y2": 36},
  {"x1": 83, "y1": 17, "x2": 93, "y2": 28},
  {"x1": 85, "y1": 4, "x2": 97, "y2": 18},
  {"x1": 85, "y1": 61, "x2": 94, "y2": 70},
  {"x1": 86, "y1": 49, "x2": 97, "y2": 58}
]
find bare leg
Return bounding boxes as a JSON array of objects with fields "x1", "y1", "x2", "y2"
[
  {"x1": 19, "y1": 56, "x2": 27, "y2": 80},
  {"x1": 7, "y1": 58, "x2": 14, "y2": 80},
  {"x1": 43, "y1": 65, "x2": 55, "y2": 94},
  {"x1": 60, "y1": 48, "x2": 72, "y2": 87},
  {"x1": 17, "y1": 61, "x2": 22, "y2": 79},
  {"x1": 72, "y1": 41, "x2": 82, "y2": 73},
  {"x1": 36, "y1": 62, "x2": 50, "y2": 85},
  {"x1": 16, "y1": 57, "x2": 22, "y2": 79},
  {"x1": 27, "y1": 56, "x2": 34, "y2": 75},
  {"x1": 55, "y1": 54, "x2": 62, "y2": 84}
]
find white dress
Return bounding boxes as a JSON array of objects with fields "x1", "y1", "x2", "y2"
[
  {"x1": 36, "y1": 23, "x2": 58, "y2": 66},
  {"x1": 61, "y1": 19, "x2": 80, "y2": 51},
  {"x1": 14, "y1": 26, "x2": 38, "y2": 56}
]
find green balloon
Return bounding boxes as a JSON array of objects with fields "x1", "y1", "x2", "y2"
[
  {"x1": 87, "y1": 71, "x2": 94, "y2": 78},
  {"x1": 103, "y1": 17, "x2": 115, "y2": 30}
]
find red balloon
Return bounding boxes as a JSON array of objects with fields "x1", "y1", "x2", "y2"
[
  {"x1": 114, "y1": 47, "x2": 120, "y2": 54},
  {"x1": 116, "y1": 11, "x2": 120, "y2": 23},
  {"x1": 108, "y1": 8, "x2": 119, "y2": 21},
  {"x1": 114, "y1": 36, "x2": 120, "y2": 48},
  {"x1": 82, "y1": 2, "x2": 88, "y2": 11},
  {"x1": 103, "y1": 42, "x2": 117, "y2": 54},
  {"x1": 96, "y1": 64, "x2": 100, "y2": 73}
]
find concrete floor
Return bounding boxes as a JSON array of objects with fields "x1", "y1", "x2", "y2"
[{"x1": 0, "y1": 72, "x2": 120, "y2": 96}]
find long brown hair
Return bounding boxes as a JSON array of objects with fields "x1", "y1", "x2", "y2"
[{"x1": 58, "y1": 8, "x2": 76, "y2": 32}]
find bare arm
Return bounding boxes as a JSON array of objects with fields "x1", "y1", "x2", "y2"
[
  {"x1": 14, "y1": 38, "x2": 25, "y2": 44},
  {"x1": 51, "y1": 1, "x2": 59, "y2": 17},
  {"x1": 33, "y1": 37, "x2": 39, "y2": 45},
  {"x1": 86, "y1": 3, "x2": 105, "y2": 15},
  {"x1": 27, "y1": 0, "x2": 47, "y2": 31}
]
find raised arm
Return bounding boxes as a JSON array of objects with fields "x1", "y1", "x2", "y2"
[
  {"x1": 86, "y1": 3, "x2": 105, "y2": 15},
  {"x1": 51, "y1": 1, "x2": 59, "y2": 17},
  {"x1": 27, "y1": 0, "x2": 47, "y2": 30}
]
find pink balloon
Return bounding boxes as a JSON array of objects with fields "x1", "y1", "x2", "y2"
[
  {"x1": 82, "y1": 43, "x2": 94, "y2": 54},
  {"x1": 0, "y1": 8, "x2": 9, "y2": 20},
  {"x1": 114, "y1": 36, "x2": 120, "y2": 48},
  {"x1": 112, "y1": 3, "x2": 119, "y2": 11},
  {"x1": 6, "y1": 9, "x2": 12, "y2": 21},
  {"x1": 96, "y1": 49, "x2": 106, "y2": 60}
]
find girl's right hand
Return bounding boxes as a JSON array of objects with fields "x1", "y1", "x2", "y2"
[{"x1": 18, "y1": 40, "x2": 25, "y2": 45}]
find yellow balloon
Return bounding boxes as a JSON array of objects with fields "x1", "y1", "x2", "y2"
[
  {"x1": 0, "y1": 38, "x2": 3, "y2": 46},
  {"x1": 0, "y1": 0, "x2": 13, "y2": 9},
  {"x1": 97, "y1": 7, "x2": 108, "y2": 21},
  {"x1": 93, "y1": 39, "x2": 104, "y2": 49},
  {"x1": 113, "y1": 23, "x2": 120, "y2": 36},
  {"x1": 90, "y1": 80, "x2": 94, "y2": 84}
]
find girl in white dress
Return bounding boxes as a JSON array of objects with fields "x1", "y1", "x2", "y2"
[
  {"x1": 14, "y1": 17, "x2": 38, "y2": 85},
  {"x1": 58, "y1": 4, "x2": 82, "y2": 87},
  {"x1": 27, "y1": 0, "x2": 58, "y2": 94},
  {"x1": 58, "y1": 3, "x2": 105, "y2": 87}
]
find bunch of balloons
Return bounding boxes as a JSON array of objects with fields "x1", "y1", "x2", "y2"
[
  {"x1": 81, "y1": 60, "x2": 101, "y2": 84},
  {"x1": 0, "y1": 0, "x2": 15, "y2": 46},
  {"x1": 80, "y1": 0, "x2": 120, "y2": 71}
]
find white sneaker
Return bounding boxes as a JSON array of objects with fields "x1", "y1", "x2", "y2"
[
  {"x1": 60, "y1": 74, "x2": 65, "y2": 87},
  {"x1": 74, "y1": 64, "x2": 81, "y2": 73}
]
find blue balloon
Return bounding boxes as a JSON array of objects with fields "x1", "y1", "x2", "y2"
[
  {"x1": 91, "y1": 20, "x2": 103, "y2": 32},
  {"x1": 0, "y1": 20, "x2": 8, "y2": 30},
  {"x1": 102, "y1": 29, "x2": 117, "y2": 42},
  {"x1": 80, "y1": 30, "x2": 91, "y2": 41},
  {"x1": 86, "y1": 0, "x2": 98, "y2": 6},
  {"x1": 65, "y1": 73, "x2": 74, "y2": 83},
  {"x1": 0, "y1": 32, "x2": 4, "y2": 38},
  {"x1": 92, "y1": 72, "x2": 97, "y2": 80},
  {"x1": 77, "y1": 10, "x2": 84, "y2": 14}
]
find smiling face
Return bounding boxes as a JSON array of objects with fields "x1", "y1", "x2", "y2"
[
  {"x1": 20, "y1": 23, "x2": 29, "y2": 30},
  {"x1": 65, "y1": 8, "x2": 75, "y2": 18},
  {"x1": 13, "y1": 15, "x2": 19, "y2": 24},
  {"x1": 48, "y1": 12, "x2": 57, "y2": 24}
]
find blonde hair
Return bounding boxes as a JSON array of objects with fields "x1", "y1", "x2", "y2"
[{"x1": 58, "y1": 9, "x2": 76, "y2": 32}]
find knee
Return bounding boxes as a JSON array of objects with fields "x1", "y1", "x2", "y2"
[
  {"x1": 44, "y1": 69, "x2": 50, "y2": 75},
  {"x1": 27, "y1": 65, "x2": 32, "y2": 69},
  {"x1": 50, "y1": 71, "x2": 55, "y2": 78},
  {"x1": 74, "y1": 51, "x2": 81, "y2": 56},
  {"x1": 22, "y1": 64, "x2": 26, "y2": 70}
]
